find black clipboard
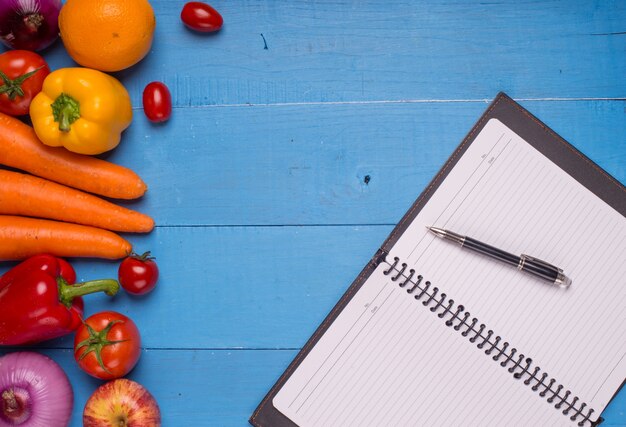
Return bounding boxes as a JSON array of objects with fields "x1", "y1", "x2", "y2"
[{"x1": 250, "y1": 93, "x2": 626, "y2": 426}]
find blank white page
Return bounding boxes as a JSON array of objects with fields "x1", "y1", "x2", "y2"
[{"x1": 273, "y1": 119, "x2": 625, "y2": 426}]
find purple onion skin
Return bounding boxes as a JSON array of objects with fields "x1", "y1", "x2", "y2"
[
  {"x1": 0, "y1": 352, "x2": 73, "y2": 427},
  {"x1": 0, "y1": 0, "x2": 61, "y2": 51}
]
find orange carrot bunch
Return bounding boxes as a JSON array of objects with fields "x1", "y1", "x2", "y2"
[{"x1": 0, "y1": 112, "x2": 153, "y2": 260}]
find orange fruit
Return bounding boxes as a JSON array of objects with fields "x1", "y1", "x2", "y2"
[{"x1": 59, "y1": 0, "x2": 156, "y2": 72}]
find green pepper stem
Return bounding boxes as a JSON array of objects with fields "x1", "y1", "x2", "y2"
[
  {"x1": 58, "y1": 105, "x2": 73, "y2": 132},
  {"x1": 51, "y1": 93, "x2": 81, "y2": 133},
  {"x1": 58, "y1": 278, "x2": 120, "y2": 308}
]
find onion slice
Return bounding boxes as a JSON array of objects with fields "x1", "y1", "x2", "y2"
[{"x1": 0, "y1": 352, "x2": 73, "y2": 427}]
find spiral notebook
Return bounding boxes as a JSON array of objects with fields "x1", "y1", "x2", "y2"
[{"x1": 250, "y1": 93, "x2": 626, "y2": 427}]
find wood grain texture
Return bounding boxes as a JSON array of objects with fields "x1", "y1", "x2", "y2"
[
  {"x1": 40, "y1": 0, "x2": 626, "y2": 106},
  {"x1": 95, "y1": 100, "x2": 625, "y2": 226},
  {"x1": 0, "y1": 0, "x2": 624, "y2": 425}
]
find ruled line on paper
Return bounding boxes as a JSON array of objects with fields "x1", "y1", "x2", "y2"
[
  {"x1": 287, "y1": 278, "x2": 391, "y2": 409},
  {"x1": 407, "y1": 132, "x2": 506, "y2": 260},
  {"x1": 295, "y1": 285, "x2": 396, "y2": 412}
]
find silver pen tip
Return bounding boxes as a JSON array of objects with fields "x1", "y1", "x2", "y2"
[{"x1": 426, "y1": 226, "x2": 446, "y2": 238}]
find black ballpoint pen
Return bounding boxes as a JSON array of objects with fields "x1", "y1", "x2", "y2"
[{"x1": 427, "y1": 226, "x2": 572, "y2": 288}]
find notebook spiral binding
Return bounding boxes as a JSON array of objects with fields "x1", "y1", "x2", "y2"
[{"x1": 380, "y1": 253, "x2": 601, "y2": 427}]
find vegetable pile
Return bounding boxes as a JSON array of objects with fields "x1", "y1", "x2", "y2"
[
  {"x1": 0, "y1": 68, "x2": 146, "y2": 260},
  {"x1": 0, "y1": 0, "x2": 224, "y2": 424}
]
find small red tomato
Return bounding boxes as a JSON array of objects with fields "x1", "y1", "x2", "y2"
[
  {"x1": 119, "y1": 251, "x2": 159, "y2": 295},
  {"x1": 0, "y1": 50, "x2": 50, "y2": 116},
  {"x1": 181, "y1": 2, "x2": 223, "y2": 33},
  {"x1": 74, "y1": 311, "x2": 141, "y2": 380},
  {"x1": 142, "y1": 82, "x2": 172, "y2": 123}
]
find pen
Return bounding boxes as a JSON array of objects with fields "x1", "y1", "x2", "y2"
[{"x1": 426, "y1": 226, "x2": 572, "y2": 288}]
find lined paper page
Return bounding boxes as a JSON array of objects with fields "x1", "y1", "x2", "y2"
[
  {"x1": 273, "y1": 265, "x2": 571, "y2": 426},
  {"x1": 273, "y1": 119, "x2": 625, "y2": 426},
  {"x1": 390, "y1": 118, "x2": 626, "y2": 414}
]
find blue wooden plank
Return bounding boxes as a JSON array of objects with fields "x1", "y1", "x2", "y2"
[
  {"x1": 88, "y1": 100, "x2": 625, "y2": 226},
  {"x1": 24, "y1": 0, "x2": 626, "y2": 106},
  {"x1": 0, "y1": 349, "x2": 622, "y2": 426}
]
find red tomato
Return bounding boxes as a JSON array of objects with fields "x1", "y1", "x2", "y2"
[
  {"x1": 118, "y1": 251, "x2": 159, "y2": 295},
  {"x1": 0, "y1": 50, "x2": 50, "y2": 116},
  {"x1": 181, "y1": 2, "x2": 223, "y2": 33},
  {"x1": 142, "y1": 82, "x2": 172, "y2": 123},
  {"x1": 74, "y1": 311, "x2": 141, "y2": 380}
]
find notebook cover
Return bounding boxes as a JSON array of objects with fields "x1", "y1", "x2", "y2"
[{"x1": 249, "y1": 92, "x2": 626, "y2": 427}]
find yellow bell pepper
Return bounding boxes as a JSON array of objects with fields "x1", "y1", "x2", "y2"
[{"x1": 29, "y1": 68, "x2": 133, "y2": 155}]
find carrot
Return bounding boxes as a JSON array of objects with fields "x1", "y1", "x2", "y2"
[
  {"x1": 0, "y1": 112, "x2": 147, "y2": 199},
  {"x1": 0, "y1": 170, "x2": 154, "y2": 233},
  {"x1": 0, "y1": 215, "x2": 132, "y2": 260}
]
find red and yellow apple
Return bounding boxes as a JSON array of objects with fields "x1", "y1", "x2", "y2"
[{"x1": 83, "y1": 379, "x2": 161, "y2": 427}]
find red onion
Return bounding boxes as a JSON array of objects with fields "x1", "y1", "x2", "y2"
[
  {"x1": 0, "y1": 352, "x2": 73, "y2": 427},
  {"x1": 0, "y1": 0, "x2": 61, "y2": 51}
]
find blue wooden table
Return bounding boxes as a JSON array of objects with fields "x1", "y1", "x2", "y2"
[{"x1": 1, "y1": 1, "x2": 625, "y2": 425}]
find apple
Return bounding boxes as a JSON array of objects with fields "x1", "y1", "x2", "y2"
[{"x1": 83, "y1": 379, "x2": 161, "y2": 427}]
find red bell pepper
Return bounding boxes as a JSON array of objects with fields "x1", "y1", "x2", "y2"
[{"x1": 0, "y1": 254, "x2": 120, "y2": 346}]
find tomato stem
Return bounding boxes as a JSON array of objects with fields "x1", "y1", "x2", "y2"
[
  {"x1": 0, "y1": 66, "x2": 44, "y2": 100},
  {"x1": 130, "y1": 251, "x2": 155, "y2": 261},
  {"x1": 75, "y1": 320, "x2": 128, "y2": 374}
]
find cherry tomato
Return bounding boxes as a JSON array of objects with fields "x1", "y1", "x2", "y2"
[
  {"x1": 0, "y1": 50, "x2": 50, "y2": 116},
  {"x1": 118, "y1": 251, "x2": 159, "y2": 295},
  {"x1": 142, "y1": 81, "x2": 172, "y2": 123},
  {"x1": 74, "y1": 311, "x2": 141, "y2": 380},
  {"x1": 181, "y1": 2, "x2": 223, "y2": 33}
]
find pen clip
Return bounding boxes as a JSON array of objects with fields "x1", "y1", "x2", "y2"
[
  {"x1": 519, "y1": 254, "x2": 571, "y2": 287},
  {"x1": 519, "y1": 254, "x2": 562, "y2": 273}
]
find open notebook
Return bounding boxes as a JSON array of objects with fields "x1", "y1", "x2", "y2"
[{"x1": 251, "y1": 93, "x2": 625, "y2": 426}]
